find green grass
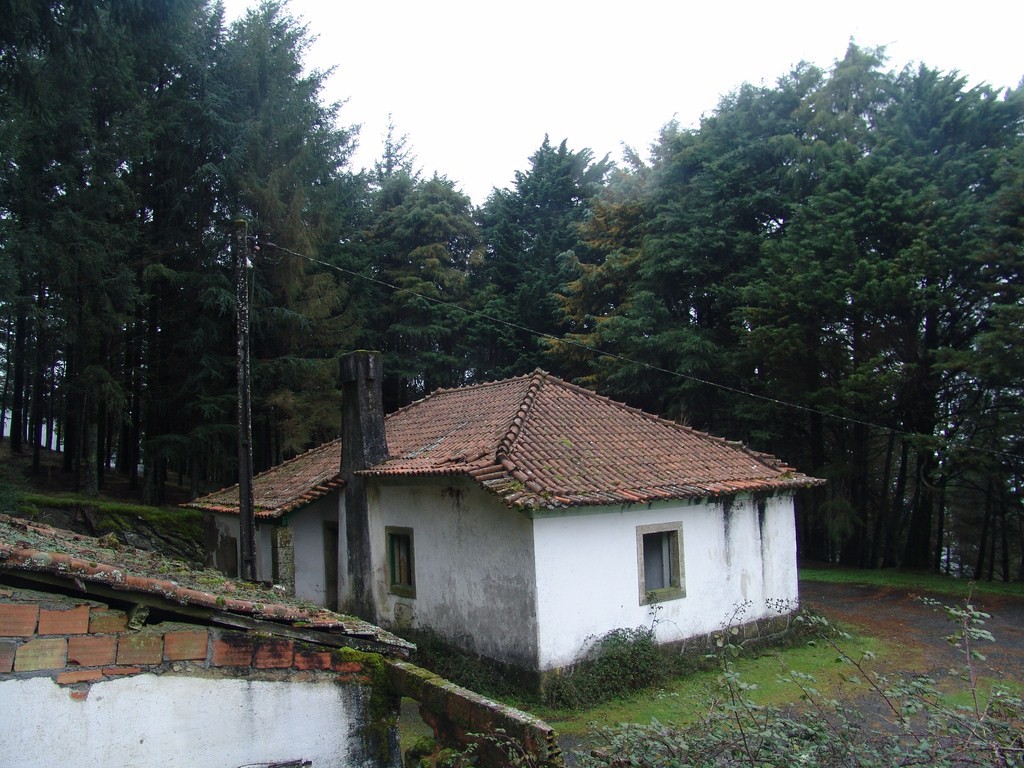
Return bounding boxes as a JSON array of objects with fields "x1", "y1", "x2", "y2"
[
  {"x1": 940, "y1": 673, "x2": 1024, "y2": 703},
  {"x1": 539, "y1": 631, "x2": 890, "y2": 736},
  {"x1": 799, "y1": 565, "x2": 1024, "y2": 599}
]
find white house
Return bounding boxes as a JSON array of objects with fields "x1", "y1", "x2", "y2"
[{"x1": 191, "y1": 352, "x2": 823, "y2": 677}]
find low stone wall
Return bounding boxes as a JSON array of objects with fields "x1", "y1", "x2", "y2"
[
  {"x1": 672, "y1": 609, "x2": 801, "y2": 657},
  {"x1": 388, "y1": 660, "x2": 563, "y2": 768}
]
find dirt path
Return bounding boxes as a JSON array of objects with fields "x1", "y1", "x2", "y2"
[{"x1": 799, "y1": 581, "x2": 1024, "y2": 682}]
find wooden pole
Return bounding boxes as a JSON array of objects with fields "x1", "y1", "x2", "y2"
[{"x1": 234, "y1": 220, "x2": 257, "y2": 581}]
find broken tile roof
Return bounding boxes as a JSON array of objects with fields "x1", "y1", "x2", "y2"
[
  {"x1": 187, "y1": 369, "x2": 823, "y2": 516},
  {"x1": 0, "y1": 514, "x2": 411, "y2": 654},
  {"x1": 371, "y1": 369, "x2": 824, "y2": 509},
  {"x1": 184, "y1": 438, "x2": 343, "y2": 519}
]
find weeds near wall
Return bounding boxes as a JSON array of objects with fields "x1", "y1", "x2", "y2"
[
  {"x1": 545, "y1": 598, "x2": 807, "y2": 710},
  {"x1": 401, "y1": 627, "x2": 528, "y2": 702},
  {"x1": 544, "y1": 627, "x2": 694, "y2": 709},
  {"x1": 577, "y1": 599, "x2": 1024, "y2": 767}
]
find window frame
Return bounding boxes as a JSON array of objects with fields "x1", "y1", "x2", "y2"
[
  {"x1": 386, "y1": 526, "x2": 415, "y2": 598},
  {"x1": 636, "y1": 522, "x2": 685, "y2": 605}
]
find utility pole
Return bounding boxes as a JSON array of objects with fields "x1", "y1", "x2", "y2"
[{"x1": 234, "y1": 220, "x2": 257, "y2": 581}]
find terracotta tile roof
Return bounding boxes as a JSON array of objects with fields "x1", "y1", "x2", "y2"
[
  {"x1": 185, "y1": 439, "x2": 343, "y2": 519},
  {"x1": 189, "y1": 369, "x2": 823, "y2": 516},
  {"x1": 369, "y1": 370, "x2": 824, "y2": 509},
  {"x1": 0, "y1": 514, "x2": 411, "y2": 653}
]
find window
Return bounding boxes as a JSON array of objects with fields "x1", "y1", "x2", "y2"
[
  {"x1": 386, "y1": 526, "x2": 415, "y2": 598},
  {"x1": 636, "y1": 522, "x2": 684, "y2": 604}
]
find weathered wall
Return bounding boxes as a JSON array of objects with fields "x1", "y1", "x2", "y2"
[
  {"x1": 287, "y1": 493, "x2": 341, "y2": 605},
  {"x1": 367, "y1": 478, "x2": 540, "y2": 671},
  {"x1": 531, "y1": 493, "x2": 799, "y2": 671},
  {"x1": 0, "y1": 586, "x2": 398, "y2": 768},
  {"x1": 3, "y1": 674, "x2": 380, "y2": 768},
  {"x1": 388, "y1": 660, "x2": 563, "y2": 767},
  {"x1": 203, "y1": 512, "x2": 275, "y2": 583}
]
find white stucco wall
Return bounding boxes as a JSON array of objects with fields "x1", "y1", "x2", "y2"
[
  {"x1": 531, "y1": 493, "x2": 799, "y2": 671},
  {"x1": 287, "y1": 493, "x2": 341, "y2": 605},
  {"x1": 367, "y1": 479, "x2": 540, "y2": 670},
  {"x1": 257, "y1": 522, "x2": 274, "y2": 580},
  {"x1": 0, "y1": 673, "x2": 389, "y2": 768}
]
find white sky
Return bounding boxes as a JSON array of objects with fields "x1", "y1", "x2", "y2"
[{"x1": 223, "y1": 0, "x2": 1023, "y2": 205}]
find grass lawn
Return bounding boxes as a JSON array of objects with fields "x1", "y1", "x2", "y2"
[
  {"x1": 799, "y1": 564, "x2": 1024, "y2": 599},
  {"x1": 539, "y1": 629, "x2": 890, "y2": 736}
]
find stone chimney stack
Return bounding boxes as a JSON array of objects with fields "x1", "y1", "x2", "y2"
[{"x1": 339, "y1": 350, "x2": 388, "y2": 621}]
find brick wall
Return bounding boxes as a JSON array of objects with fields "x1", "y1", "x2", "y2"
[{"x1": 0, "y1": 586, "x2": 373, "y2": 697}]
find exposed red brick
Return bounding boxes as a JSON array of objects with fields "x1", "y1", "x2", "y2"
[
  {"x1": 0, "y1": 639, "x2": 16, "y2": 672},
  {"x1": 116, "y1": 633, "x2": 163, "y2": 665},
  {"x1": 57, "y1": 669, "x2": 103, "y2": 685},
  {"x1": 331, "y1": 659, "x2": 363, "y2": 673},
  {"x1": 253, "y1": 639, "x2": 294, "y2": 669},
  {"x1": 103, "y1": 665, "x2": 142, "y2": 677},
  {"x1": 38, "y1": 605, "x2": 91, "y2": 635},
  {"x1": 67, "y1": 635, "x2": 117, "y2": 667},
  {"x1": 89, "y1": 608, "x2": 128, "y2": 634},
  {"x1": 0, "y1": 604, "x2": 39, "y2": 636},
  {"x1": 293, "y1": 649, "x2": 332, "y2": 670},
  {"x1": 163, "y1": 630, "x2": 208, "y2": 661},
  {"x1": 211, "y1": 635, "x2": 254, "y2": 667},
  {"x1": 69, "y1": 689, "x2": 90, "y2": 701},
  {"x1": 14, "y1": 637, "x2": 67, "y2": 671}
]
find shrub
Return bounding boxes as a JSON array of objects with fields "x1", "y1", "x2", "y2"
[{"x1": 545, "y1": 627, "x2": 667, "y2": 709}]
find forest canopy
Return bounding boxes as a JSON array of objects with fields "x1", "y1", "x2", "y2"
[{"x1": 1, "y1": 0, "x2": 1022, "y2": 580}]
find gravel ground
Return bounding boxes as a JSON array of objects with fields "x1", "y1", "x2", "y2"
[{"x1": 799, "y1": 580, "x2": 1024, "y2": 681}]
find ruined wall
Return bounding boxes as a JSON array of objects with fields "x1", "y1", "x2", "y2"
[
  {"x1": 388, "y1": 660, "x2": 563, "y2": 768},
  {"x1": 0, "y1": 585, "x2": 398, "y2": 768},
  {"x1": 202, "y1": 512, "x2": 275, "y2": 582}
]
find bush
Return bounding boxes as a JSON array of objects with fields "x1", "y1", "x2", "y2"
[{"x1": 545, "y1": 627, "x2": 668, "y2": 709}]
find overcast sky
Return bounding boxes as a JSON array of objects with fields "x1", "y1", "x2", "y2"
[{"x1": 222, "y1": 0, "x2": 1023, "y2": 205}]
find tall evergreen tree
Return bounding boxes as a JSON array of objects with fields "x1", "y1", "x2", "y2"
[{"x1": 474, "y1": 137, "x2": 610, "y2": 379}]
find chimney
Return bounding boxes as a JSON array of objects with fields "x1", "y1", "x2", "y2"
[{"x1": 339, "y1": 350, "x2": 388, "y2": 620}]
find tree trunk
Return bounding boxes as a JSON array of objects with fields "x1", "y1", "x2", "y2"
[
  {"x1": 932, "y1": 476, "x2": 946, "y2": 572},
  {"x1": 887, "y1": 439, "x2": 910, "y2": 567},
  {"x1": 999, "y1": 501, "x2": 1010, "y2": 583},
  {"x1": 0, "y1": 316, "x2": 12, "y2": 442},
  {"x1": 96, "y1": 399, "x2": 106, "y2": 491},
  {"x1": 902, "y1": 448, "x2": 937, "y2": 570},
  {"x1": 870, "y1": 431, "x2": 896, "y2": 568},
  {"x1": 9, "y1": 306, "x2": 26, "y2": 454},
  {"x1": 81, "y1": 400, "x2": 98, "y2": 497},
  {"x1": 30, "y1": 287, "x2": 47, "y2": 474},
  {"x1": 975, "y1": 480, "x2": 993, "y2": 580}
]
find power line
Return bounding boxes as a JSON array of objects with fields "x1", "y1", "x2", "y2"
[{"x1": 263, "y1": 240, "x2": 1023, "y2": 463}]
